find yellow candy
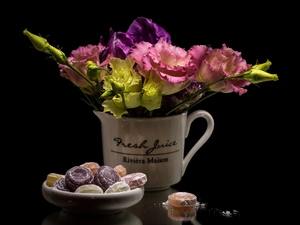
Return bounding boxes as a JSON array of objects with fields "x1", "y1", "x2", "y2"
[{"x1": 46, "y1": 173, "x2": 65, "y2": 187}]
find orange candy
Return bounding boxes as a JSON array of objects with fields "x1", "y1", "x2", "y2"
[
  {"x1": 80, "y1": 162, "x2": 100, "y2": 174},
  {"x1": 167, "y1": 192, "x2": 197, "y2": 208},
  {"x1": 114, "y1": 165, "x2": 127, "y2": 177}
]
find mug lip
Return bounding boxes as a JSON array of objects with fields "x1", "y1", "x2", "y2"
[{"x1": 93, "y1": 110, "x2": 188, "y2": 121}]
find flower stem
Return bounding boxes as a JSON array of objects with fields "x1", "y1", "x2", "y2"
[
  {"x1": 165, "y1": 76, "x2": 232, "y2": 116},
  {"x1": 66, "y1": 62, "x2": 98, "y2": 91}
]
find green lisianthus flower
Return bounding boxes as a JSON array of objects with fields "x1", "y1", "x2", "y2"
[
  {"x1": 102, "y1": 98, "x2": 128, "y2": 118},
  {"x1": 141, "y1": 76, "x2": 163, "y2": 111},
  {"x1": 101, "y1": 56, "x2": 143, "y2": 117}
]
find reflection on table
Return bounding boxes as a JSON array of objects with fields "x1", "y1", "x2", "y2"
[{"x1": 42, "y1": 186, "x2": 239, "y2": 225}]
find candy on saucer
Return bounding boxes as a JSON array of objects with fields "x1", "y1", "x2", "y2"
[
  {"x1": 93, "y1": 165, "x2": 121, "y2": 192},
  {"x1": 53, "y1": 177, "x2": 72, "y2": 192},
  {"x1": 114, "y1": 165, "x2": 127, "y2": 177},
  {"x1": 80, "y1": 162, "x2": 100, "y2": 174},
  {"x1": 105, "y1": 181, "x2": 131, "y2": 193},
  {"x1": 65, "y1": 166, "x2": 94, "y2": 191},
  {"x1": 75, "y1": 184, "x2": 104, "y2": 194},
  {"x1": 46, "y1": 173, "x2": 64, "y2": 187},
  {"x1": 122, "y1": 172, "x2": 147, "y2": 189}
]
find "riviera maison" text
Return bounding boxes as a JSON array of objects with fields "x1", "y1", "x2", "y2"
[{"x1": 114, "y1": 138, "x2": 177, "y2": 154}]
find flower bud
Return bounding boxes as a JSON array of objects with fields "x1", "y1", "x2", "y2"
[
  {"x1": 251, "y1": 59, "x2": 272, "y2": 71},
  {"x1": 23, "y1": 29, "x2": 68, "y2": 65},
  {"x1": 101, "y1": 90, "x2": 115, "y2": 99},
  {"x1": 242, "y1": 69, "x2": 278, "y2": 84},
  {"x1": 110, "y1": 79, "x2": 125, "y2": 94},
  {"x1": 23, "y1": 29, "x2": 51, "y2": 54},
  {"x1": 86, "y1": 61, "x2": 101, "y2": 81},
  {"x1": 47, "y1": 45, "x2": 68, "y2": 65}
]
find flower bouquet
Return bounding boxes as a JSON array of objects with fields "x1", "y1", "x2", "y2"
[{"x1": 24, "y1": 17, "x2": 278, "y2": 118}]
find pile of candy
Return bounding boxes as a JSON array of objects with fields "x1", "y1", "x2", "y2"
[{"x1": 46, "y1": 162, "x2": 147, "y2": 194}]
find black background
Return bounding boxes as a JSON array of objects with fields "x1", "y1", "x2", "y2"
[{"x1": 5, "y1": 1, "x2": 297, "y2": 224}]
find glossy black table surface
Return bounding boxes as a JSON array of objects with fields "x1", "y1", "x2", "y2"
[
  {"x1": 23, "y1": 177, "x2": 246, "y2": 225},
  {"x1": 40, "y1": 187, "x2": 241, "y2": 225}
]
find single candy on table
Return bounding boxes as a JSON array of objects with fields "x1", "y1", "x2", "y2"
[
  {"x1": 93, "y1": 165, "x2": 121, "y2": 192},
  {"x1": 75, "y1": 184, "x2": 104, "y2": 194},
  {"x1": 105, "y1": 181, "x2": 131, "y2": 193},
  {"x1": 65, "y1": 166, "x2": 94, "y2": 191},
  {"x1": 122, "y1": 172, "x2": 147, "y2": 189},
  {"x1": 167, "y1": 192, "x2": 197, "y2": 208}
]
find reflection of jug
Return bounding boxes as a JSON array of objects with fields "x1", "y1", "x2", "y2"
[
  {"x1": 42, "y1": 209, "x2": 142, "y2": 225},
  {"x1": 125, "y1": 187, "x2": 198, "y2": 225}
]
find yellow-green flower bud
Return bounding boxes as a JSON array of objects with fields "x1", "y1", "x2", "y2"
[
  {"x1": 47, "y1": 45, "x2": 68, "y2": 65},
  {"x1": 23, "y1": 29, "x2": 68, "y2": 65},
  {"x1": 251, "y1": 59, "x2": 272, "y2": 71},
  {"x1": 110, "y1": 79, "x2": 125, "y2": 94},
  {"x1": 242, "y1": 69, "x2": 278, "y2": 84},
  {"x1": 86, "y1": 61, "x2": 101, "y2": 81},
  {"x1": 23, "y1": 29, "x2": 51, "y2": 54},
  {"x1": 101, "y1": 90, "x2": 115, "y2": 99}
]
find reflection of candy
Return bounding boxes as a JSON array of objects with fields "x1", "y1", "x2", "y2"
[
  {"x1": 46, "y1": 173, "x2": 64, "y2": 187},
  {"x1": 65, "y1": 166, "x2": 94, "y2": 191},
  {"x1": 167, "y1": 204, "x2": 196, "y2": 221},
  {"x1": 53, "y1": 177, "x2": 72, "y2": 192},
  {"x1": 167, "y1": 192, "x2": 197, "y2": 207},
  {"x1": 114, "y1": 165, "x2": 127, "y2": 177},
  {"x1": 105, "y1": 181, "x2": 131, "y2": 193},
  {"x1": 122, "y1": 172, "x2": 147, "y2": 189},
  {"x1": 93, "y1": 166, "x2": 121, "y2": 192},
  {"x1": 80, "y1": 162, "x2": 100, "y2": 174},
  {"x1": 75, "y1": 184, "x2": 104, "y2": 194}
]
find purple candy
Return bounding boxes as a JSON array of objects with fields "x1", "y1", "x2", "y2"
[
  {"x1": 65, "y1": 166, "x2": 94, "y2": 191},
  {"x1": 53, "y1": 177, "x2": 72, "y2": 192},
  {"x1": 93, "y1": 166, "x2": 121, "y2": 192}
]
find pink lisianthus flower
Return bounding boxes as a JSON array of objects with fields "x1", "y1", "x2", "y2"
[
  {"x1": 191, "y1": 44, "x2": 252, "y2": 95},
  {"x1": 130, "y1": 38, "x2": 196, "y2": 95},
  {"x1": 59, "y1": 43, "x2": 108, "y2": 94}
]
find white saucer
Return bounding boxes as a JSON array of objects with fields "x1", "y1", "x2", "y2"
[{"x1": 41, "y1": 181, "x2": 145, "y2": 215}]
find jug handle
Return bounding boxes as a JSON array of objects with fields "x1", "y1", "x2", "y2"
[{"x1": 182, "y1": 110, "x2": 214, "y2": 176}]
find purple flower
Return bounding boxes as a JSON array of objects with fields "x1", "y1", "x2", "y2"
[
  {"x1": 100, "y1": 28, "x2": 134, "y2": 61},
  {"x1": 127, "y1": 17, "x2": 171, "y2": 44},
  {"x1": 100, "y1": 17, "x2": 171, "y2": 61}
]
